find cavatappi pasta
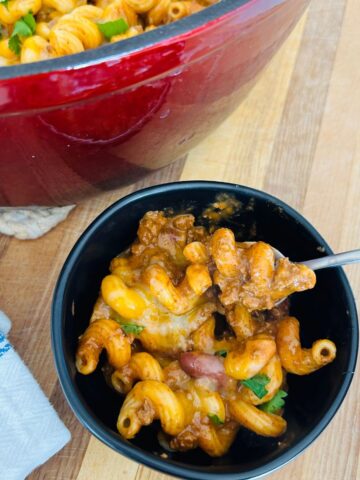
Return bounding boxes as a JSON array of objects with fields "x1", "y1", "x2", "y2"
[
  {"x1": 0, "y1": 0, "x2": 216, "y2": 65},
  {"x1": 76, "y1": 211, "x2": 337, "y2": 457}
]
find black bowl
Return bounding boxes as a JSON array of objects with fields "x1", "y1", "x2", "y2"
[{"x1": 52, "y1": 181, "x2": 358, "y2": 480}]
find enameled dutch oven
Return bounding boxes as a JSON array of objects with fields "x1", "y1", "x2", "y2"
[{"x1": 0, "y1": 0, "x2": 309, "y2": 205}]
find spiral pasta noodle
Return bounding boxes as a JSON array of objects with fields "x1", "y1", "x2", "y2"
[
  {"x1": 0, "y1": 0, "x2": 41, "y2": 24},
  {"x1": 50, "y1": 7, "x2": 103, "y2": 56}
]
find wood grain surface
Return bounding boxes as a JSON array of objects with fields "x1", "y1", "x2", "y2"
[{"x1": 1, "y1": 0, "x2": 359, "y2": 478}]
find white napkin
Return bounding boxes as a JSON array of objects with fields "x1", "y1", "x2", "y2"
[{"x1": 0, "y1": 311, "x2": 71, "y2": 479}]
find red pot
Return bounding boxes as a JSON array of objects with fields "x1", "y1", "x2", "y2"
[{"x1": 0, "y1": 0, "x2": 309, "y2": 205}]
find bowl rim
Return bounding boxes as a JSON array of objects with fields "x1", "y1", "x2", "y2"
[
  {"x1": 0, "y1": 0, "x2": 254, "y2": 81},
  {"x1": 52, "y1": 180, "x2": 358, "y2": 480}
]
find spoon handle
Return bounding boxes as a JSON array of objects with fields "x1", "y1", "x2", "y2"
[{"x1": 301, "y1": 249, "x2": 360, "y2": 271}]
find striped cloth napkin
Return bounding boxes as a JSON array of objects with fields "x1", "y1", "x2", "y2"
[{"x1": 0, "y1": 311, "x2": 71, "y2": 479}]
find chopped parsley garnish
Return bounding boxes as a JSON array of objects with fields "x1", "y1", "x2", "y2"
[
  {"x1": 9, "y1": 35, "x2": 21, "y2": 55},
  {"x1": 12, "y1": 13, "x2": 36, "y2": 37},
  {"x1": 9, "y1": 13, "x2": 36, "y2": 55},
  {"x1": 215, "y1": 349, "x2": 228, "y2": 358},
  {"x1": 241, "y1": 374, "x2": 270, "y2": 399},
  {"x1": 114, "y1": 316, "x2": 145, "y2": 335},
  {"x1": 208, "y1": 414, "x2": 224, "y2": 426},
  {"x1": 259, "y1": 390, "x2": 288, "y2": 414},
  {"x1": 97, "y1": 18, "x2": 128, "y2": 40},
  {"x1": 120, "y1": 323, "x2": 145, "y2": 335}
]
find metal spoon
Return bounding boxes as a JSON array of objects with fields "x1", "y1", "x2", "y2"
[
  {"x1": 243, "y1": 243, "x2": 360, "y2": 306},
  {"x1": 242, "y1": 242, "x2": 360, "y2": 269},
  {"x1": 272, "y1": 247, "x2": 360, "y2": 270}
]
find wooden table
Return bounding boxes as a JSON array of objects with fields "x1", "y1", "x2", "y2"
[{"x1": 1, "y1": 0, "x2": 359, "y2": 478}]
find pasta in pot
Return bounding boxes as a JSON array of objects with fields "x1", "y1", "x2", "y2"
[
  {"x1": 75, "y1": 210, "x2": 337, "y2": 457},
  {"x1": 0, "y1": 0, "x2": 210, "y2": 65}
]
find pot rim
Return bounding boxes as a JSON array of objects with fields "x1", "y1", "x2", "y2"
[
  {"x1": 51, "y1": 180, "x2": 358, "y2": 480},
  {"x1": 0, "y1": 0, "x2": 254, "y2": 81}
]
